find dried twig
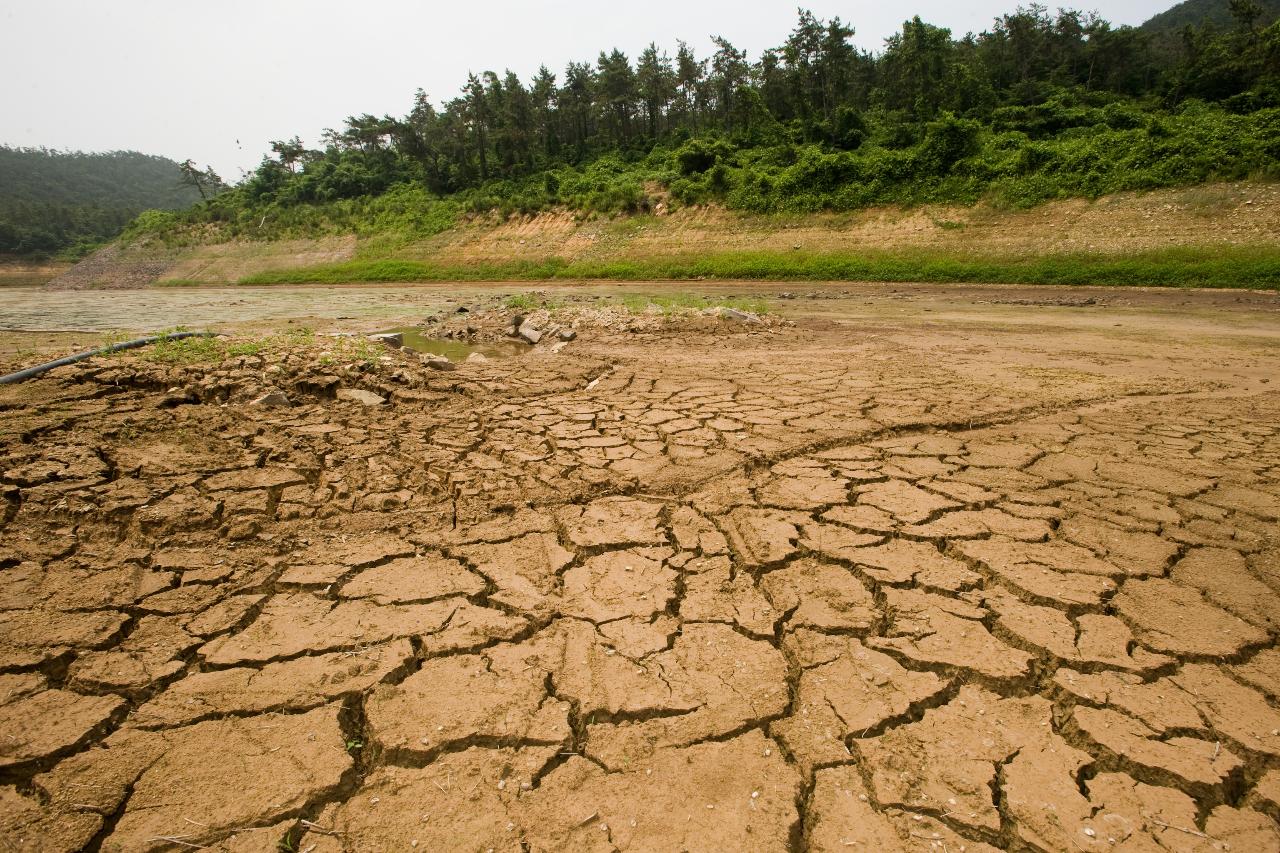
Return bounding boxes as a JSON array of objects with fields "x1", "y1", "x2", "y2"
[
  {"x1": 300, "y1": 819, "x2": 340, "y2": 836},
  {"x1": 145, "y1": 837, "x2": 209, "y2": 850},
  {"x1": 1148, "y1": 818, "x2": 1210, "y2": 839}
]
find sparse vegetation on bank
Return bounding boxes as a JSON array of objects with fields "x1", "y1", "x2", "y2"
[{"x1": 238, "y1": 245, "x2": 1280, "y2": 289}]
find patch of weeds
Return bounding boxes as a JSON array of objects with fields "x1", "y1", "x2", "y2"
[
  {"x1": 327, "y1": 335, "x2": 382, "y2": 366},
  {"x1": 932, "y1": 218, "x2": 966, "y2": 230},
  {"x1": 226, "y1": 340, "x2": 267, "y2": 357},
  {"x1": 345, "y1": 738, "x2": 364, "y2": 753},
  {"x1": 141, "y1": 331, "x2": 273, "y2": 365},
  {"x1": 721, "y1": 296, "x2": 771, "y2": 314},
  {"x1": 152, "y1": 279, "x2": 207, "y2": 287},
  {"x1": 98, "y1": 330, "x2": 132, "y2": 356},
  {"x1": 282, "y1": 325, "x2": 315, "y2": 345},
  {"x1": 619, "y1": 294, "x2": 653, "y2": 313},
  {"x1": 145, "y1": 336, "x2": 222, "y2": 364},
  {"x1": 504, "y1": 292, "x2": 538, "y2": 310}
]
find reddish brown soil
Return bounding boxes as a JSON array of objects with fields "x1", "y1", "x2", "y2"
[{"x1": 1, "y1": 286, "x2": 1279, "y2": 851}]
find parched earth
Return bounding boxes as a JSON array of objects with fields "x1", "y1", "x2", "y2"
[{"x1": 1, "y1": 286, "x2": 1280, "y2": 851}]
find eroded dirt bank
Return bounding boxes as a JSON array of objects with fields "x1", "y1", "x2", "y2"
[
  {"x1": 1, "y1": 288, "x2": 1280, "y2": 851},
  {"x1": 44, "y1": 180, "x2": 1280, "y2": 289}
]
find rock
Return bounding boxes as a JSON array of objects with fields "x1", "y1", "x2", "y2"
[
  {"x1": 557, "y1": 328, "x2": 576, "y2": 341},
  {"x1": 368, "y1": 332, "x2": 402, "y2": 348},
  {"x1": 158, "y1": 388, "x2": 196, "y2": 407},
  {"x1": 336, "y1": 388, "x2": 386, "y2": 407},
  {"x1": 717, "y1": 307, "x2": 762, "y2": 323},
  {"x1": 295, "y1": 374, "x2": 339, "y2": 396},
  {"x1": 465, "y1": 352, "x2": 489, "y2": 364},
  {"x1": 518, "y1": 321, "x2": 543, "y2": 344},
  {"x1": 250, "y1": 389, "x2": 291, "y2": 408},
  {"x1": 421, "y1": 354, "x2": 455, "y2": 371}
]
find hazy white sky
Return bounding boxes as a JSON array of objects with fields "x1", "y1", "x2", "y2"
[{"x1": 1, "y1": 0, "x2": 1174, "y2": 179}]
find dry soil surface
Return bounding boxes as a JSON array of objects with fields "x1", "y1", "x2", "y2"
[{"x1": 2, "y1": 284, "x2": 1280, "y2": 852}]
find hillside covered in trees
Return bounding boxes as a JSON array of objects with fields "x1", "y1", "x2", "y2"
[
  {"x1": 1142, "y1": 0, "x2": 1280, "y2": 36},
  {"x1": 0, "y1": 148, "x2": 200, "y2": 257},
  {"x1": 133, "y1": 2, "x2": 1280, "y2": 246}
]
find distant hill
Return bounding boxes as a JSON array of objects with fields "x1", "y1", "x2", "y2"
[
  {"x1": 1141, "y1": 0, "x2": 1280, "y2": 36},
  {"x1": 0, "y1": 147, "x2": 200, "y2": 257}
]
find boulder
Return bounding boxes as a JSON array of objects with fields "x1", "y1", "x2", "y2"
[
  {"x1": 368, "y1": 332, "x2": 403, "y2": 349},
  {"x1": 422, "y1": 355, "x2": 456, "y2": 371},
  {"x1": 336, "y1": 388, "x2": 386, "y2": 407},
  {"x1": 158, "y1": 388, "x2": 197, "y2": 408},
  {"x1": 295, "y1": 374, "x2": 340, "y2": 397},
  {"x1": 717, "y1": 307, "x2": 762, "y2": 324},
  {"x1": 518, "y1": 322, "x2": 543, "y2": 345},
  {"x1": 250, "y1": 390, "x2": 292, "y2": 408}
]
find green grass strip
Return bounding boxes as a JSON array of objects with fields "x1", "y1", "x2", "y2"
[{"x1": 237, "y1": 247, "x2": 1280, "y2": 290}]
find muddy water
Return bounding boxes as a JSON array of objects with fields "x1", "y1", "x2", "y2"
[
  {"x1": 388, "y1": 327, "x2": 531, "y2": 360},
  {"x1": 0, "y1": 285, "x2": 534, "y2": 333},
  {"x1": 2, "y1": 281, "x2": 1276, "y2": 336},
  {"x1": 0, "y1": 282, "x2": 776, "y2": 334}
]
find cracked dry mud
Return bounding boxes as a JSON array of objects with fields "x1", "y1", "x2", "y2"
[{"x1": 2, "y1": 287, "x2": 1280, "y2": 852}]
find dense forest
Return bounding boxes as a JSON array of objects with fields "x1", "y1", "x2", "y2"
[
  {"x1": 1141, "y1": 0, "x2": 1280, "y2": 36},
  {"x1": 0, "y1": 148, "x2": 200, "y2": 256},
  {"x1": 130, "y1": 1, "x2": 1280, "y2": 244}
]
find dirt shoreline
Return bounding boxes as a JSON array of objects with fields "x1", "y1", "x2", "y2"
[{"x1": 1, "y1": 289, "x2": 1279, "y2": 851}]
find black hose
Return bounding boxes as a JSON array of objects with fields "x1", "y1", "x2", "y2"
[{"x1": 0, "y1": 331, "x2": 217, "y2": 385}]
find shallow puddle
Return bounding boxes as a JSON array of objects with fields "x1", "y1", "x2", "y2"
[{"x1": 387, "y1": 327, "x2": 530, "y2": 360}]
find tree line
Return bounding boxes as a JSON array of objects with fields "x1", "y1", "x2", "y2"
[
  {"x1": 0, "y1": 147, "x2": 202, "y2": 256},
  {"x1": 232, "y1": 2, "x2": 1278, "y2": 207}
]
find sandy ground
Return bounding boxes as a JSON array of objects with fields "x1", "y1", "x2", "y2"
[{"x1": 1, "y1": 284, "x2": 1280, "y2": 851}]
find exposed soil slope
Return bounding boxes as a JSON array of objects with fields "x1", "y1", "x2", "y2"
[{"x1": 46, "y1": 181, "x2": 1280, "y2": 289}]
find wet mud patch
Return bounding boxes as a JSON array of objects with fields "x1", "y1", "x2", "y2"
[{"x1": 383, "y1": 326, "x2": 531, "y2": 360}]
